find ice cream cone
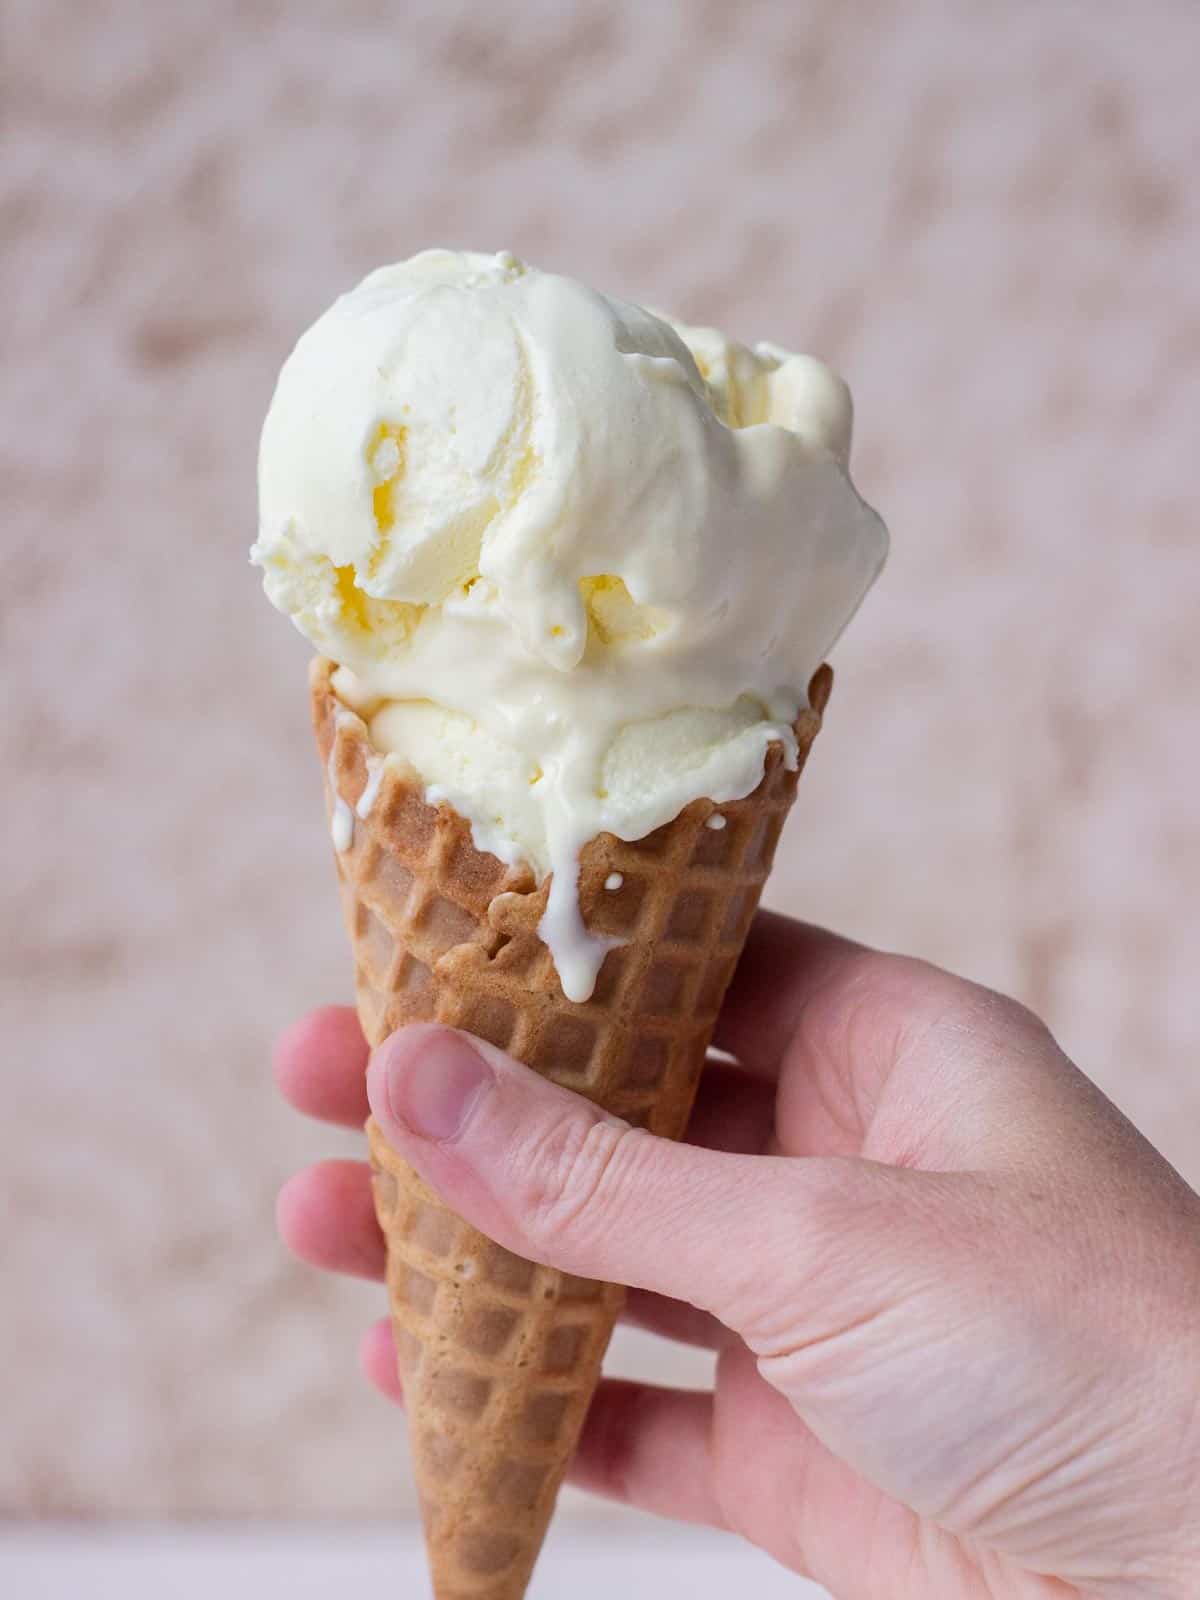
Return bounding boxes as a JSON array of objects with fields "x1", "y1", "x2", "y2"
[{"x1": 312, "y1": 655, "x2": 833, "y2": 1600}]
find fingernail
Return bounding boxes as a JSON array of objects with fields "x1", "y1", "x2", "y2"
[{"x1": 380, "y1": 1028, "x2": 493, "y2": 1142}]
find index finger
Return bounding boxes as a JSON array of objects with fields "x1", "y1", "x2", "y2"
[
  {"x1": 273, "y1": 1004, "x2": 370, "y2": 1127},
  {"x1": 713, "y1": 911, "x2": 870, "y2": 1079}
]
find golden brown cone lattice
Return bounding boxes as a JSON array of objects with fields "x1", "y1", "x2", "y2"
[{"x1": 311, "y1": 656, "x2": 832, "y2": 1600}]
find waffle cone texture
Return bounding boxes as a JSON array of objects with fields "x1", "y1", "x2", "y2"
[{"x1": 311, "y1": 656, "x2": 831, "y2": 1600}]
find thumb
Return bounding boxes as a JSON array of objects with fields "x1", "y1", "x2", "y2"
[{"x1": 365, "y1": 1023, "x2": 911, "y2": 1337}]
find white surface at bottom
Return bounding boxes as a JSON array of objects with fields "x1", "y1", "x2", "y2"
[{"x1": 0, "y1": 1522, "x2": 831, "y2": 1599}]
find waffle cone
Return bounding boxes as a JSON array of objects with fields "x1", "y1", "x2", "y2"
[{"x1": 311, "y1": 656, "x2": 832, "y2": 1600}]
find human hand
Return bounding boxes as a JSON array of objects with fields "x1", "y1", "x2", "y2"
[{"x1": 275, "y1": 913, "x2": 1200, "y2": 1599}]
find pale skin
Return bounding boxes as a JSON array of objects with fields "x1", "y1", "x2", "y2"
[{"x1": 274, "y1": 913, "x2": 1200, "y2": 1599}]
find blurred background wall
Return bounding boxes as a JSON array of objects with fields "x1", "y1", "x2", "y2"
[{"x1": 3, "y1": 0, "x2": 1197, "y2": 1521}]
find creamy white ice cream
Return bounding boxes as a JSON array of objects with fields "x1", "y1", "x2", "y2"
[{"x1": 253, "y1": 249, "x2": 887, "y2": 999}]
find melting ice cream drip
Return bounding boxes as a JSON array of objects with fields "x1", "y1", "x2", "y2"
[
  {"x1": 328, "y1": 710, "x2": 357, "y2": 851},
  {"x1": 356, "y1": 753, "x2": 386, "y2": 819},
  {"x1": 330, "y1": 784, "x2": 354, "y2": 851},
  {"x1": 534, "y1": 763, "x2": 626, "y2": 1003},
  {"x1": 529, "y1": 721, "x2": 800, "y2": 1004},
  {"x1": 538, "y1": 863, "x2": 625, "y2": 1004}
]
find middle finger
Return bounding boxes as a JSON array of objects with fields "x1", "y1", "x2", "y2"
[
  {"x1": 274, "y1": 1005, "x2": 370, "y2": 1129},
  {"x1": 277, "y1": 1158, "x2": 385, "y2": 1279}
]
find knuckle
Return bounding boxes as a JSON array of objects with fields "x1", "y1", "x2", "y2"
[
  {"x1": 924, "y1": 974, "x2": 1056, "y2": 1060},
  {"x1": 798, "y1": 948, "x2": 915, "y2": 1064},
  {"x1": 800, "y1": 945, "x2": 1057, "y2": 1070},
  {"x1": 513, "y1": 1108, "x2": 635, "y2": 1247},
  {"x1": 806, "y1": 949, "x2": 1034, "y2": 1064},
  {"x1": 971, "y1": 985, "x2": 1053, "y2": 1044}
]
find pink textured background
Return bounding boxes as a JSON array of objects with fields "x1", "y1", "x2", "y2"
[{"x1": 3, "y1": 0, "x2": 1197, "y2": 1516}]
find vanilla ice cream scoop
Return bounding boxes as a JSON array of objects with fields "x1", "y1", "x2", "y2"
[{"x1": 253, "y1": 249, "x2": 887, "y2": 999}]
